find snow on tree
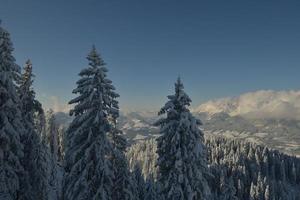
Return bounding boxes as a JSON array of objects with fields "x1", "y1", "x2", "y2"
[
  {"x1": 63, "y1": 46, "x2": 120, "y2": 200},
  {"x1": 280, "y1": 160, "x2": 286, "y2": 182},
  {"x1": 218, "y1": 170, "x2": 237, "y2": 200},
  {"x1": 109, "y1": 105, "x2": 138, "y2": 199},
  {"x1": 291, "y1": 162, "x2": 297, "y2": 184},
  {"x1": 18, "y1": 60, "x2": 37, "y2": 111},
  {"x1": 126, "y1": 138, "x2": 158, "y2": 179},
  {"x1": 0, "y1": 21, "x2": 32, "y2": 200},
  {"x1": 255, "y1": 172, "x2": 265, "y2": 200},
  {"x1": 111, "y1": 146, "x2": 138, "y2": 200},
  {"x1": 34, "y1": 109, "x2": 46, "y2": 140},
  {"x1": 45, "y1": 109, "x2": 66, "y2": 163},
  {"x1": 44, "y1": 109, "x2": 63, "y2": 199},
  {"x1": 18, "y1": 59, "x2": 51, "y2": 199},
  {"x1": 264, "y1": 184, "x2": 270, "y2": 200},
  {"x1": 144, "y1": 174, "x2": 159, "y2": 200},
  {"x1": 236, "y1": 179, "x2": 244, "y2": 199},
  {"x1": 127, "y1": 135, "x2": 300, "y2": 199},
  {"x1": 249, "y1": 182, "x2": 256, "y2": 200},
  {"x1": 46, "y1": 109, "x2": 59, "y2": 161},
  {"x1": 155, "y1": 77, "x2": 211, "y2": 200},
  {"x1": 57, "y1": 125, "x2": 66, "y2": 162},
  {"x1": 132, "y1": 164, "x2": 146, "y2": 200}
]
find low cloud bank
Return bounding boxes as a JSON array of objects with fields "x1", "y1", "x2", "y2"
[{"x1": 195, "y1": 90, "x2": 300, "y2": 120}]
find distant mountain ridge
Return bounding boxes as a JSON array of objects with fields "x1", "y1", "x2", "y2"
[
  {"x1": 195, "y1": 90, "x2": 300, "y2": 120},
  {"x1": 52, "y1": 90, "x2": 300, "y2": 156}
]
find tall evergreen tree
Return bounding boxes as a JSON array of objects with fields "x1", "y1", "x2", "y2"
[
  {"x1": 155, "y1": 77, "x2": 211, "y2": 200},
  {"x1": 132, "y1": 164, "x2": 146, "y2": 200},
  {"x1": 46, "y1": 109, "x2": 59, "y2": 161},
  {"x1": 237, "y1": 179, "x2": 244, "y2": 199},
  {"x1": 219, "y1": 170, "x2": 237, "y2": 200},
  {"x1": 63, "y1": 46, "x2": 119, "y2": 200},
  {"x1": 291, "y1": 162, "x2": 297, "y2": 184},
  {"x1": 249, "y1": 182, "x2": 256, "y2": 200},
  {"x1": 18, "y1": 59, "x2": 50, "y2": 199},
  {"x1": 45, "y1": 109, "x2": 63, "y2": 200},
  {"x1": 58, "y1": 125, "x2": 67, "y2": 162},
  {"x1": 256, "y1": 172, "x2": 264, "y2": 200},
  {"x1": 34, "y1": 108, "x2": 46, "y2": 140},
  {"x1": 110, "y1": 118, "x2": 138, "y2": 200},
  {"x1": 0, "y1": 21, "x2": 31, "y2": 200},
  {"x1": 144, "y1": 174, "x2": 159, "y2": 200},
  {"x1": 264, "y1": 184, "x2": 270, "y2": 200}
]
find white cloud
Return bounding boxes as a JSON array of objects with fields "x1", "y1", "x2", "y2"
[{"x1": 195, "y1": 90, "x2": 300, "y2": 120}]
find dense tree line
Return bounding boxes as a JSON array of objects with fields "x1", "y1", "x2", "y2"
[
  {"x1": 127, "y1": 137, "x2": 300, "y2": 200},
  {"x1": 0, "y1": 21, "x2": 60, "y2": 200}
]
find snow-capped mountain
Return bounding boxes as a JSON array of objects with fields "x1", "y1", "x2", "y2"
[
  {"x1": 195, "y1": 90, "x2": 300, "y2": 120},
  {"x1": 193, "y1": 90, "x2": 300, "y2": 156}
]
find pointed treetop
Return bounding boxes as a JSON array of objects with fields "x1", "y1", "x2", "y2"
[
  {"x1": 22, "y1": 59, "x2": 34, "y2": 82},
  {"x1": 155, "y1": 77, "x2": 210, "y2": 200},
  {"x1": 173, "y1": 76, "x2": 191, "y2": 109},
  {"x1": 25, "y1": 59, "x2": 32, "y2": 65},
  {"x1": 90, "y1": 44, "x2": 97, "y2": 55},
  {"x1": 24, "y1": 59, "x2": 32, "y2": 71},
  {"x1": 157, "y1": 77, "x2": 192, "y2": 116},
  {"x1": 0, "y1": 20, "x2": 19, "y2": 74},
  {"x1": 175, "y1": 76, "x2": 184, "y2": 96},
  {"x1": 87, "y1": 45, "x2": 105, "y2": 67}
]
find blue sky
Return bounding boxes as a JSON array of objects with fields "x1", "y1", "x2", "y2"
[{"x1": 1, "y1": 0, "x2": 300, "y2": 111}]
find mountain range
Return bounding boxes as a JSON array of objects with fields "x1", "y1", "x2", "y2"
[{"x1": 54, "y1": 90, "x2": 300, "y2": 156}]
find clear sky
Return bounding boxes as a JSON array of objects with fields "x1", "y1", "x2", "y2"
[{"x1": 1, "y1": 0, "x2": 300, "y2": 111}]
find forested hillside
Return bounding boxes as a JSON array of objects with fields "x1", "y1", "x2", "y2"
[
  {"x1": 127, "y1": 137, "x2": 300, "y2": 200},
  {"x1": 1, "y1": 20, "x2": 299, "y2": 200}
]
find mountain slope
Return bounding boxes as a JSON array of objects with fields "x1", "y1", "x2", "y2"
[{"x1": 194, "y1": 90, "x2": 300, "y2": 156}]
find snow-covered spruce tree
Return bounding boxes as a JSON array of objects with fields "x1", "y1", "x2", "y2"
[
  {"x1": 218, "y1": 170, "x2": 237, "y2": 200},
  {"x1": 34, "y1": 108, "x2": 46, "y2": 140},
  {"x1": 18, "y1": 59, "x2": 51, "y2": 200},
  {"x1": 132, "y1": 164, "x2": 146, "y2": 200},
  {"x1": 144, "y1": 174, "x2": 159, "y2": 200},
  {"x1": 63, "y1": 46, "x2": 120, "y2": 200},
  {"x1": 57, "y1": 125, "x2": 66, "y2": 162},
  {"x1": 264, "y1": 184, "x2": 270, "y2": 200},
  {"x1": 126, "y1": 138, "x2": 158, "y2": 179},
  {"x1": 45, "y1": 109, "x2": 63, "y2": 199},
  {"x1": 110, "y1": 118, "x2": 138, "y2": 200},
  {"x1": 155, "y1": 77, "x2": 211, "y2": 200},
  {"x1": 0, "y1": 21, "x2": 32, "y2": 200},
  {"x1": 46, "y1": 109, "x2": 59, "y2": 161},
  {"x1": 249, "y1": 182, "x2": 256, "y2": 200}
]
